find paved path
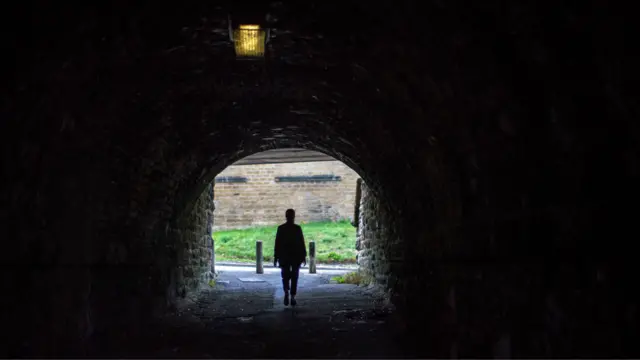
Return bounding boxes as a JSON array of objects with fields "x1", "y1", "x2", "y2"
[
  {"x1": 92, "y1": 266, "x2": 406, "y2": 358},
  {"x1": 216, "y1": 260, "x2": 358, "y2": 271}
]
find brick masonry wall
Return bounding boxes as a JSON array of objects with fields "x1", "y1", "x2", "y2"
[{"x1": 213, "y1": 161, "x2": 359, "y2": 230}]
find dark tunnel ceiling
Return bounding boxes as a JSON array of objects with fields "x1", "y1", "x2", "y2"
[{"x1": 183, "y1": 1, "x2": 367, "y2": 66}]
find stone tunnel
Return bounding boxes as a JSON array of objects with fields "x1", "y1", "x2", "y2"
[{"x1": 1, "y1": 1, "x2": 637, "y2": 358}]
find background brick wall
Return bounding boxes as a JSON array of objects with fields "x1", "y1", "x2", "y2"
[{"x1": 213, "y1": 161, "x2": 360, "y2": 230}]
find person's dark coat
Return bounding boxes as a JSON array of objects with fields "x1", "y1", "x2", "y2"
[{"x1": 274, "y1": 222, "x2": 307, "y2": 265}]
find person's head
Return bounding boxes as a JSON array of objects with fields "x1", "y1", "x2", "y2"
[{"x1": 285, "y1": 209, "x2": 295, "y2": 223}]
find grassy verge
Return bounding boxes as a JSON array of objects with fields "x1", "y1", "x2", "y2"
[
  {"x1": 332, "y1": 271, "x2": 366, "y2": 285},
  {"x1": 213, "y1": 220, "x2": 357, "y2": 264}
]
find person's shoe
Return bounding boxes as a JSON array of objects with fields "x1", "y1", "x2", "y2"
[
  {"x1": 290, "y1": 295, "x2": 297, "y2": 306},
  {"x1": 284, "y1": 293, "x2": 289, "y2": 306}
]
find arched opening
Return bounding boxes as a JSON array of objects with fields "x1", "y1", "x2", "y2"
[
  {"x1": 212, "y1": 148, "x2": 361, "y2": 266},
  {"x1": 136, "y1": 151, "x2": 401, "y2": 358}
]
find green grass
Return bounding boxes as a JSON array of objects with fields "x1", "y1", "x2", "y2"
[
  {"x1": 332, "y1": 271, "x2": 366, "y2": 285},
  {"x1": 213, "y1": 220, "x2": 357, "y2": 264}
]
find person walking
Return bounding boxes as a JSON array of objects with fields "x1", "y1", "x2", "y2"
[{"x1": 273, "y1": 209, "x2": 307, "y2": 306}]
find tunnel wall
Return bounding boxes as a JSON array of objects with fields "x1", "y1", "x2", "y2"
[
  {"x1": 89, "y1": 182, "x2": 215, "y2": 356},
  {"x1": 169, "y1": 184, "x2": 215, "y2": 299},
  {"x1": 0, "y1": 176, "x2": 214, "y2": 358},
  {"x1": 356, "y1": 181, "x2": 395, "y2": 287}
]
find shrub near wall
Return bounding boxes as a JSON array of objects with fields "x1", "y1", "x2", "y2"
[{"x1": 213, "y1": 161, "x2": 360, "y2": 230}]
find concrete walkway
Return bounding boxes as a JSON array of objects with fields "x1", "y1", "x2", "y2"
[
  {"x1": 216, "y1": 260, "x2": 358, "y2": 271},
  {"x1": 92, "y1": 265, "x2": 406, "y2": 358}
]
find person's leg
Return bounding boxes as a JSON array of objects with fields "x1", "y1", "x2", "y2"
[
  {"x1": 290, "y1": 263, "x2": 300, "y2": 305},
  {"x1": 281, "y1": 262, "x2": 291, "y2": 305}
]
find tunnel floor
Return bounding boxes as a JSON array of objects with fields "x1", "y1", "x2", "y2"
[{"x1": 90, "y1": 266, "x2": 405, "y2": 358}]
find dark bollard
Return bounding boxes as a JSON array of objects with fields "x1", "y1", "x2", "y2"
[
  {"x1": 256, "y1": 240, "x2": 263, "y2": 274},
  {"x1": 309, "y1": 240, "x2": 316, "y2": 273}
]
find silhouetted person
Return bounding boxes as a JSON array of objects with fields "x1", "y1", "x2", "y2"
[{"x1": 274, "y1": 209, "x2": 307, "y2": 306}]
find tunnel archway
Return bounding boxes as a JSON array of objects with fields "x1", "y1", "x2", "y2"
[
  {"x1": 129, "y1": 115, "x2": 420, "y2": 302},
  {"x1": 173, "y1": 129, "x2": 378, "y2": 224},
  {"x1": 84, "y1": 117, "x2": 424, "y2": 357},
  {"x1": 3, "y1": 1, "x2": 638, "y2": 358}
]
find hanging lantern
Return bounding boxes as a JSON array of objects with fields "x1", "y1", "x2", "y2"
[{"x1": 229, "y1": 19, "x2": 269, "y2": 59}]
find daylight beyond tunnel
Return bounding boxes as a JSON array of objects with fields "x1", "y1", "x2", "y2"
[
  {"x1": 213, "y1": 149, "x2": 360, "y2": 229},
  {"x1": 212, "y1": 150, "x2": 361, "y2": 265},
  {"x1": 2, "y1": 1, "x2": 638, "y2": 358}
]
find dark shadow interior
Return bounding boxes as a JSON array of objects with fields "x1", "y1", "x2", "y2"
[{"x1": 2, "y1": 1, "x2": 637, "y2": 358}]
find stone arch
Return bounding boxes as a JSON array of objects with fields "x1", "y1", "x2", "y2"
[
  {"x1": 125, "y1": 103, "x2": 439, "y2": 293},
  {"x1": 173, "y1": 130, "x2": 378, "y2": 222}
]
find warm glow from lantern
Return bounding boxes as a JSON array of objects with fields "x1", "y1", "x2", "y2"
[{"x1": 233, "y1": 24, "x2": 265, "y2": 58}]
